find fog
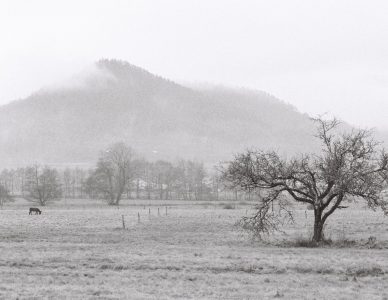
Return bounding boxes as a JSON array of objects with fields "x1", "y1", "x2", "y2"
[{"x1": 1, "y1": 0, "x2": 388, "y2": 128}]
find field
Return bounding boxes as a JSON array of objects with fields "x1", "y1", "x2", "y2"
[{"x1": 1, "y1": 199, "x2": 388, "y2": 299}]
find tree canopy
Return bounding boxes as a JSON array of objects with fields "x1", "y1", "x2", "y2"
[
  {"x1": 0, "y1": 184, "x2": 13, "y2": 208},
  {"x1": 86, "y1": 142, "x2": 136, "y2": 205},
  {"x1": 23, "y1": 165, "x2": 62, "y2": 206}
]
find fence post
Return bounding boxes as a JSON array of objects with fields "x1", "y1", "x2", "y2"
[
  {"x1": 158, "y1": 207, "x2": 160, "y2": 216},
  {"x1": 149, "y1": 208, "x2": 151, "y2": 219},
  {"x1": 138, "y1": 212, "x2": 140, "y2": 223},
  {"x1": 122, "y1": 215, "x2": 125, "y2": 229},
  {"x1": 165, "y1": 206, "x2": 168, "y2": 216}
]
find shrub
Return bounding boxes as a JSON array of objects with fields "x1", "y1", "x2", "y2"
[
  {"x1": 293, "y1": 237, "x2": 319, "y2": 248},
  {"x1": 223, "y1": 203, "x2": 235, "y2": 209}
]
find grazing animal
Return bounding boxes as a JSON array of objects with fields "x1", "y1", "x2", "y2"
[{"x1": 29, "y1": 207, "x2": 42, "y2": 215}]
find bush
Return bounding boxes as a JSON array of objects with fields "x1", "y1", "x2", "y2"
[
  {"x1": 223, "y1": 203, "x2": 235, "y2": 209},
  {"x1": 293, "y1": 237, "x2": 319, "y2": 248},
  {"x1": 288, "y1": 236, "x2": 358, "y2": 248}
]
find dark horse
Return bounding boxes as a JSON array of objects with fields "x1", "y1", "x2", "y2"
[{"x1": 29, "y1": 208, "x2": 42, "y2": 215}]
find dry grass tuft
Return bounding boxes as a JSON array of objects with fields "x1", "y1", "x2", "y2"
[
  {"x1": 346, "y1": 266, "x2": 385, "y2": 277},
  {"x1": 222, "y1": 203, "x2": 235, "y2": 209}
]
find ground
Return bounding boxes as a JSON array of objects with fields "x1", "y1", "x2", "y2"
[{"x1": 0, "y1": 199, "x2": 388, "y2": 299}]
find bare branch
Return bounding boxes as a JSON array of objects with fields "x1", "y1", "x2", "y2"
[{"x1": 223, "y1": 116, "x2": 388, "y2": 242}]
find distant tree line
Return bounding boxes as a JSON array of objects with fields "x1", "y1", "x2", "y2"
[{"x1": 0, "y1": 143, "x2": 258, "y2": 206}]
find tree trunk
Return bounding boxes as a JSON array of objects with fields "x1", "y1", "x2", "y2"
[
  {"x1": 312, "y1": 209, "x2": 324, "y2": 242},
  {"x1": 136, "y1": 179, "x2": 140, "y2": 199},
  {"x1": 159, "y1": 185, "x2": 163, "y2": 200},
  {"x1": 115, "y1": 194, "x2": 122, "y2": 206}
]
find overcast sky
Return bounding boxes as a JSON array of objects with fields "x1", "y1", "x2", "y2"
[{"x1": 1, "y1": 0, "x2": 387, "y2": 129}]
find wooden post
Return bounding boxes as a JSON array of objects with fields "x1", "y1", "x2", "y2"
[
  {"x1": 138, "y1": 212, "x2": 140, "y2": 223},
  {"x1": 121, "y1": 215, "x2": 125, "y2": 229},
  {"x1": 149, "y1": 208, "x2": 151, "y2": 219},
  {"x1": 158, "y1": 207, "x2": 160, "y2": 216},
  {"x1": 165, "y1": 206, "x2": 168, "y2": 216}
]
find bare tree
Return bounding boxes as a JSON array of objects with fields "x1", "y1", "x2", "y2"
[
  {"x1": 62, "y1": 168, "x2": 72, "y2": 199},
  {"x1": 192, "y1": 162, "x2": 207, "y2": 200},
  {"x1": 23, "y1": 165, "x2": 62, "y2": 206},
  {"x1": 222, "y1": 118, "x2": 388, "y2": 242},
  {"x1": 87, "y1": 143, "x2": 136, "y2": 205},
  {"x1": 0, "y1": 169, "x2": 15, "y2": 195},
  {"x1": 153, "y1": 160, "x2": 179, "y2": 200},
  {"x1": 0, "y1": 184, "x2": 13, "y2": 208}
]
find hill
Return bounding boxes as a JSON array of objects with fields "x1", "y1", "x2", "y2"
[{"x1": 0, "y1": 59, "x2": 323, "y2": 167}]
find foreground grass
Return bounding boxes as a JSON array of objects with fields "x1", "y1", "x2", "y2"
[{"x1": 0, "y1": 201, "x2": 388, "y2": 299}]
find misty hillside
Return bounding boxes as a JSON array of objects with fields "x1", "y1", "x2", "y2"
[{"x1": 0, "y1": 59, "x2": 321, "y2": 167}]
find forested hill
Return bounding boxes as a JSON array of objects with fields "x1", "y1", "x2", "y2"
[{"x1": 0, "y1": 59, "x2": 321, "y2": 167}]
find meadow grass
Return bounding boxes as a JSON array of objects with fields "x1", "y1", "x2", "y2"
[{"x1": 0, "y1": 199, "x2": 388, "y2": 299}]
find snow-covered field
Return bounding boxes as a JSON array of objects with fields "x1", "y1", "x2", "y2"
[{"x1": 0, "y1": 200, "x2": 388, "y2": 299}]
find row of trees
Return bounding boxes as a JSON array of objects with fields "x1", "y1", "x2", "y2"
[
  {"x1": 0, "y1": 143, "x2": 255, "y2": 206},
  {"x1": 84, "y1": 143, "x2": 214, "y2": 205}
]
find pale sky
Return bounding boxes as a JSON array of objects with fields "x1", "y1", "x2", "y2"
[{"x1": 1, "y1": 0, "x2": 388, "y2": 129}]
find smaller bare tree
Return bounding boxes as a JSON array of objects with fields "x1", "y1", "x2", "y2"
[
  {"x1": 87, "y1": 143, "x2": 136, "y2": 205},
  {"x1": 24, "y1": 165, "x2": 62, "y2": 206},
  {"x1": 0, "y1": 184, "x2": 13, "y2": 208}
]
